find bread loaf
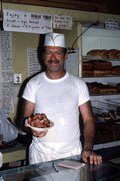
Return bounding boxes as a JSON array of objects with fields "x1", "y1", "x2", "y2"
[
  {"x1": 98, "y1": 85, "x2": 118, "y2": 94},
  {"x1": 92, "y1": 60, "x2": 112, "y2": 70},
  {"x1": 87, "y1": 82, "x2": 118, "y2": 94},
  {"x1": 102, "y1": 110, "x2": 116, "y2": 122},
  {"x1": 112, "y1": 66, "x2": 120, "y2": 75},
  {"x1": 93, "y1": 70, "x2": 111, "y2": 77},
  {"x1": 87, "y1": 50, "x2": 109, "y2": 59},
  {"x1": 83, "y1": 70, "x2": 93, "y2": 77},
  {"x1": 86, "y1": 82, "x2": 98, "y2": 94},
  {"x1": 87, "y1": 50, "x2": 98, "y2": 57},
  {"x1": 82, "y1": 61, "x2": 93, "y2": 70},
  {"x1": 87, "y1": 49, "x2": 120, "y2": 59},
  {"x1": 116, "y1": 51, "x2": 120, "y2": 59},
  {"x1": 116, "y1": 83, "x2": 120, "y2": 92}
]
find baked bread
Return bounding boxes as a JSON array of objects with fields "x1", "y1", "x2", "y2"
[
  {"x1": 93, "y1": 69, "x2": 111, "y2": 77},
  {"x1": 102, "y1": 110, "x2": 116, "y2": 122},
  {"x1": 87, "y1": 49, "x2": 98, "y2": 57},
  {"x1": 112, "y1": 66, "x2": 120, "y2": 75},
  {"x1": 109, "y1": 110, "x2": 116, "y2": 120},
  {"x1": 116, "y1": 51, "x2": 120, "y2": 59},
  {"x1": 87, "y1": 82, "x2": 118, "y2": 94},
  {"x1": 87, "y1": 49, "x2": 120, "y2": 59},
  {"x1": 92, "y1": 60, "x2": 112, "y2": 70},
  {"x1": 116, "y1": 83, "x2": 120, "y2": 92},
  {"x1": 102, "y1": 112, "x2": 113, "y2": 122},
  {"x1": 82, "y1": 61, "x2": 93, "y2": 70},
  {"x1": 87, "y1": 50, "x2": 109, "y2": 59},
  {"x1": 83, "y1": 70, "x2": 93, "y2": 77},
  {"x1": 86, "y1": 82, "x2": 98, "y2": 94}
]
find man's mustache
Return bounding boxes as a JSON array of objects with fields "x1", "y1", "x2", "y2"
[{"x1": 48, "y1": 60, "x2": 59, "y2": 63}]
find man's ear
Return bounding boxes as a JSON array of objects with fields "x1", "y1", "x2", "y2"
[{"x1": 64, "y1": 52, "x2": 68, "y2": 61}]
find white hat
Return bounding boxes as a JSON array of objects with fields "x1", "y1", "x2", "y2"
[{"x1": 44, "y1": 33, "x2": 66, "y2": 48}]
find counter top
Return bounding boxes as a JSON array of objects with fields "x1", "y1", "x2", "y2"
[
  {"x1": 0, "y1": 155, "x2": 120, "y2": 181},
  {"x1": 0, "y1": 141, "x2": 26, "y2": 164}
]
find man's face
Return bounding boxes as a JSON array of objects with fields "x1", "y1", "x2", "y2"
[{"x1": 43, "y1": 46, "x2": 68, "y2": 72}]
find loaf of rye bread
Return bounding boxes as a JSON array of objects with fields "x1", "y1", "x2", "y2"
[
  {"x1": 83, "y1": 70, "x2": 93, "y2": 77},
  {"x1": 93, "y1": 69, "x2": 111, "y2": 77},
  {"x1": 112, "y1": 66, "x2": 120, "y2": 75},
  {"x1": 82, "y1": 61, "x2": 93, "y2": 70},
  {"x1": 83, "y1": 60, "x2": 112, "y2": 70},
  {"x1": 92, "y1": 60, "x2": 112, "y2": 70},
  {"x1": 82, "y1": 60, "x2": 112, "y2": 77},
  {"x1": 87, "y1": 49, "x2": 120, "y2": 59}
]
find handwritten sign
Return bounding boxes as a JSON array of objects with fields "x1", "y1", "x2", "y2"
[
  {"x1": 3, "y1": 9, "x2": 52, "y2": 34},
  {"x1": 105, "y1": 19, "x2": 119, "y2": 30},
  {"x1": 53, "y1": 14, "x2": 72, "y2": 30}
]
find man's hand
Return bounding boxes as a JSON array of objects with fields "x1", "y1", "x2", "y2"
[
  {"x1": 25, "y1": 120, "x2": 48, "y2": 138},
  {"x1": 32, "y1": 130, "x2": 48, "y2": 138},
  {"x1": 82, "y1": 150, "x2": 102, "y2": 165}
]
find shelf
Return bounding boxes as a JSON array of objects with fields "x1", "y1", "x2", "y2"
[
  {"x1": 90, "y1": 93, "x2": 120, "y2": 96},
  {"x1": 82, "y1": 27, "x2": 120, "y2": 104},
  {"x1": 83, "y1": 56, "x2": 120, "y2": 62},
  {"x1": 83, "y1": 75, "x2": 120, "y2": 78}
]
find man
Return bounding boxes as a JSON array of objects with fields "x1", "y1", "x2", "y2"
[{"x1": 17, "y1": 33, "x2": 102, "y2": 165}]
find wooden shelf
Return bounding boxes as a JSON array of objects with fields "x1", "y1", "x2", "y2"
[{"x1": 1, "y1": 0, "x2": 106, "y2": 13}]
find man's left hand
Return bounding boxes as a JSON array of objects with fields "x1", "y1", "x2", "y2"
[{"x1": 82, "y1": 150, "x2": 102, "y2": 165}]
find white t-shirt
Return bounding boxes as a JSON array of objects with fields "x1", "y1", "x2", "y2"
[{"x1": 22, "y1": 72, "x2": 90, "y2": 163}]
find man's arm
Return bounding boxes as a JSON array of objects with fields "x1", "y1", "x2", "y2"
[
  {"x1": 15, "y1": 98, "x2": 35, "y2": 134},
  {"x1": 79, "y1": 100, "x2": 95, "y2": 150},
  {"x1": 15, "y1": 98, "x2": 48, "y2": 137},
  {"x1": 79, "y1": 100, "x2": 102, "y2": 165}
]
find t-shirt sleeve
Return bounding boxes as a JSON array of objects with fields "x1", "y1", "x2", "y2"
[
  {"x1": 78, "y1": 79, "x2": 90, "y2": 106},
  {"x1": 22, "y1": 80, "x2": 35, "y2": 103}
]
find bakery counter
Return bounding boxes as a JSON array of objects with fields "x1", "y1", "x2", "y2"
[
  {"x1": 0, "y1": 140, "x2": 27, "y2": 170},
  {"x1": 0, "y1": 155, "x2": 120, "y2": 181}
]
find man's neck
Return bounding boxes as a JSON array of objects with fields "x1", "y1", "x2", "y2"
[{"x1": 45, "y1": 70, "x2": 66, "y2": 80}]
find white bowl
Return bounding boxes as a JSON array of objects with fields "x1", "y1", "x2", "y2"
[{"x1": 25, "y1": 119, "x2": 54, "y2": 132}]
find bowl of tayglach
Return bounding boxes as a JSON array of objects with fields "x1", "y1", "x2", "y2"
[{"x1": 25, "y1": 113, "x2": 54, "y2": 131}]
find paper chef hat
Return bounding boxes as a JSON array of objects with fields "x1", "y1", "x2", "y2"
[{"x1": 44, "y1": 33, "x2": 66, "y2": 48}]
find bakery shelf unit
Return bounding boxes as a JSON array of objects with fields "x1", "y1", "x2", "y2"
[{"x1": 82, "y1": 24, "x2": 120, "y2": 103}]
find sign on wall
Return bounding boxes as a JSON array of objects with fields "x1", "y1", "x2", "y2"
[
  {"x1": 53, "y1": 14, "x2": 72, "y2": 30},
  {"x1": 105, "y1": 19, "x2": 119, "y2": 30},
  {"x1": 0, "y1": 31, "x2": 13, "y2": 113},
  {"x1": 3, "y1": 9, "x2": 53, "y2": 34}
]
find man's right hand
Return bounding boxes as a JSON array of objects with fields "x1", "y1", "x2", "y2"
[
  {"x1": 25, "y1": 121, "x2": 48, "y2": 138},
  {"x1": 32, "y1": 130, "x2": 48, "y2": 138}
]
